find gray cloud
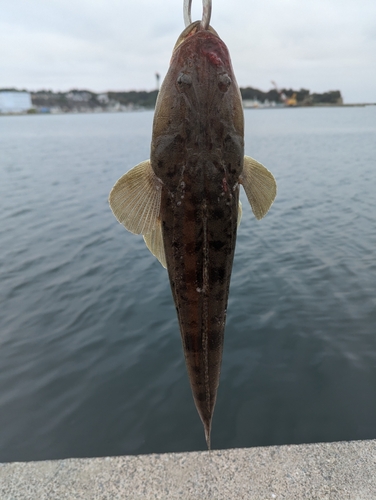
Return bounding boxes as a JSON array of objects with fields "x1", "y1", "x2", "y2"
[{"x1": 1, "y1": 0, "x2": 375, "y2": 101}]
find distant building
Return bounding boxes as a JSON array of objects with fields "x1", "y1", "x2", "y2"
[
  {"x1": 0, "y1": 91, "x2": 32, "y2": 113},
  {"x1": 97, "y1": 93, "x2": 109, "y2": 104},
  {"x1": 65, "y1": 90, "x2": 92, "y2": 102}
]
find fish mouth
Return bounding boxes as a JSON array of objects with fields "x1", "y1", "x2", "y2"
[{"x1": 173, "y1": 20, "x2": 219, "y2": 52}]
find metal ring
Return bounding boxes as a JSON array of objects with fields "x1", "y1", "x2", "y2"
[{"x1": 183, "y1": 0, "x2": 212, "y2": 29}]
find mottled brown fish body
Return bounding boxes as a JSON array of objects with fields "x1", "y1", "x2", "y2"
[
  {"x1": 109, "y1": 19, "x2": 276, "y2": 449},
  {"x1": 151, "y1": 23, "x2": 244, "y2": 445}
]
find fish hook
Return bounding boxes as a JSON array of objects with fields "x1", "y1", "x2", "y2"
[{"x1": 184, "y1": 0, "x2": 212, "y2": 30}]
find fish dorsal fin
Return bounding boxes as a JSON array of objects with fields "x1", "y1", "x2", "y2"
[
  {"x1": 237, "y1": 201, "x2": 242, "y2": 228},
  {"x1": 143, "y1": 219, "x2": 167, "y2": 269},
  {"x1": 109, "y1": 160, "x2": 162, "y2": 235},
  {"x1": 240, "y1": 156, "x2": 277, "y2": 220}
]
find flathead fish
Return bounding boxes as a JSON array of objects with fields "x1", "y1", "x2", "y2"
[{"x1": 109, "y1": 20, "x2": 276, "y2": 448}]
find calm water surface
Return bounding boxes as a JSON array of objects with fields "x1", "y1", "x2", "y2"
[{"x1": 0, "y1": 107, "x2": 376, "y2": 461}]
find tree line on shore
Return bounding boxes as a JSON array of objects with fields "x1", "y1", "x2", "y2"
[{"x1": 1, "y1": 87, "x2": 343, "y2": 112}]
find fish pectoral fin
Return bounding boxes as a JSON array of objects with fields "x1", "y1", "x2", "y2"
[
  {"x1": 240, "y1": 156, "x2": 277, "y2": 220},
  {"x1": 109, "y1": 160, "x2": 162, "y2": 235},
  {"x1": 109, "y1": 160, "x2": 166, "y2": 267},
  {"x1": 143, "y1": 218, "x2": 167, "y2": 269},
  {"x1": 238, "y1": 201, "x2": 242, "y2": 228}
]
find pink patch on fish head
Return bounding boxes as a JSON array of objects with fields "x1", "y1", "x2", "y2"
[{"x1": 206, "y1": 51, "x2": 223, "y2": 67}]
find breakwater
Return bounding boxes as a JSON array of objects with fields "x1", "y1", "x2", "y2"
[{"x1": 1, "y1": 440, "x2": 376, "y2": 499}]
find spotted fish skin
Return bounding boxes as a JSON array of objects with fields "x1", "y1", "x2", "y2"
[
  {"x1": 151, "y1": 23, "x2": 244, "y2": 446},
  {"x1": 109, "y1": 21, "x2": 277, "y2": 449}
]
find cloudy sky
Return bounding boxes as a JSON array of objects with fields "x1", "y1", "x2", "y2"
[{"x1": 1, "y1": 0, "x2": 376, "y2": 103}]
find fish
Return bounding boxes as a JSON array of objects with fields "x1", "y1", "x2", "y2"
[{"x1": 109, "y1": 19, "x2": 277, "y2": 449}]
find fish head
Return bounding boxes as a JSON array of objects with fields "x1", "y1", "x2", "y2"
[{"x1": 151, "y1": 21, "x2": 244, "y2": 187}]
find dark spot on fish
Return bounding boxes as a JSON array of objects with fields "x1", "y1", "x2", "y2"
[
  {"x1": 214, "y1": 290, "x2": 225, "y2": 301},
  {"x1": 188, "y1": 319, "x2": 199, "y2": 329},
  {"x1": 186, "y1": 298, "x2": 199, "y2": 306},
  {"x1": 210, "y1": 240, "x2": 225, "y2": 251},
  {"x1": 212, "y1": 208, "x2": 224, "y2": 219},
  {"x1": 196, "y1": 392, "x2": 208, "y2": 402},
  {"x1": 209, "y1": 335, "x2": 223, "y2": 350},
  {"x1": 190, "y1": 192, "x2": 202, "y2": 205},
  {"x1": 227, "y1": 162, "x2": 237, "y2": 175},
  {"x1": 210, "y1": 266, "x2": 226, "y2": 283},
  {"x1": 184, "y1": 340, "x2": 200, "y2": 353},
  {"x1": 223, "y1": 134, "x2": 238, "y2": 154},
  {"x1": 190, "y1": 364, "x2": 201, "y2": 375}
]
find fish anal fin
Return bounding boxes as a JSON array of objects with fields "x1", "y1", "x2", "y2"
[
  {"x1": 109, "y1": 160, "x2": 162, "y2": 235},
  {"x1": 240, "y1": 156, "x2": 277, "y2": 220},
  {"x1": 143, "y1": 219, "x2": 167, "y2": 269}
]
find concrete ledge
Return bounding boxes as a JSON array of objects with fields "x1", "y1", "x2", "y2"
[{"x1": 1, "y1": 440, "x2": 375, "y2": 499}]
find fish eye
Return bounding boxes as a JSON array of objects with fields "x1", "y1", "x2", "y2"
[
  {"x1": 218, "y1": 74, "x2": 232, "y2": 93},
  {"x1": 177, "y1": 73, "x2": 192, "y2": 87}
]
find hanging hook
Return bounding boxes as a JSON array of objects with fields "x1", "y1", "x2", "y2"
[
  {"x1": 183, "y1": 0, "x2": 192, "y2": 27},
  {"x1": 184, "y1": 0, "x2": 212, "y2": 30},
  {"x1": 201, "y1": 0, "x2": 212, "y2": 29}
]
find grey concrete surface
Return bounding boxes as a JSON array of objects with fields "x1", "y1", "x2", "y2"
[{"x1": 1, "y1": 440, "x2": 375, "y2": 499}]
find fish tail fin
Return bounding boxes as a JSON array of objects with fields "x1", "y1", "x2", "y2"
[{"x1": 204, "y1": 421, "x2": 212, "y2": 450}]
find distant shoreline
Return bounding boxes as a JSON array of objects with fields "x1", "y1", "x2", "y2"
[
  {"x1": 2, "y1": 86, "x2": 361, "y2": 115},
  {"x1": 1, "y1": 102, "x2": 375, "y2": 117}
]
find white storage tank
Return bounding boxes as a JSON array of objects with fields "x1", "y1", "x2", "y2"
[{"x1": 0, "y1": 91, "x2": 32, "y2": 113}]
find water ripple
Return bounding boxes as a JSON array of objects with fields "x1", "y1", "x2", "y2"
[{"x1": 0, "y1": 108, "x2": 376, "y2": 460}]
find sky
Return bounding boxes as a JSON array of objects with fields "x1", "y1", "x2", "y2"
[{"x1": 1, "y1": 0, "x2": 376, "y2": 103}]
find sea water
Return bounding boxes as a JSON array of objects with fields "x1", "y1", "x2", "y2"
[{"x1": 0, "y1": 106, "x2": 375, "y2": 461}]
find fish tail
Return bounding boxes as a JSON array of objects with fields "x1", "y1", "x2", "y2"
[{"x1": 204, "y1": 420, "x2": 212, "y2": 450}]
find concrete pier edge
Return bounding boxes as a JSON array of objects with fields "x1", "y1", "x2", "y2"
[{"x1": 1, "y1": 439, "x2": 375, "y2": 499}]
